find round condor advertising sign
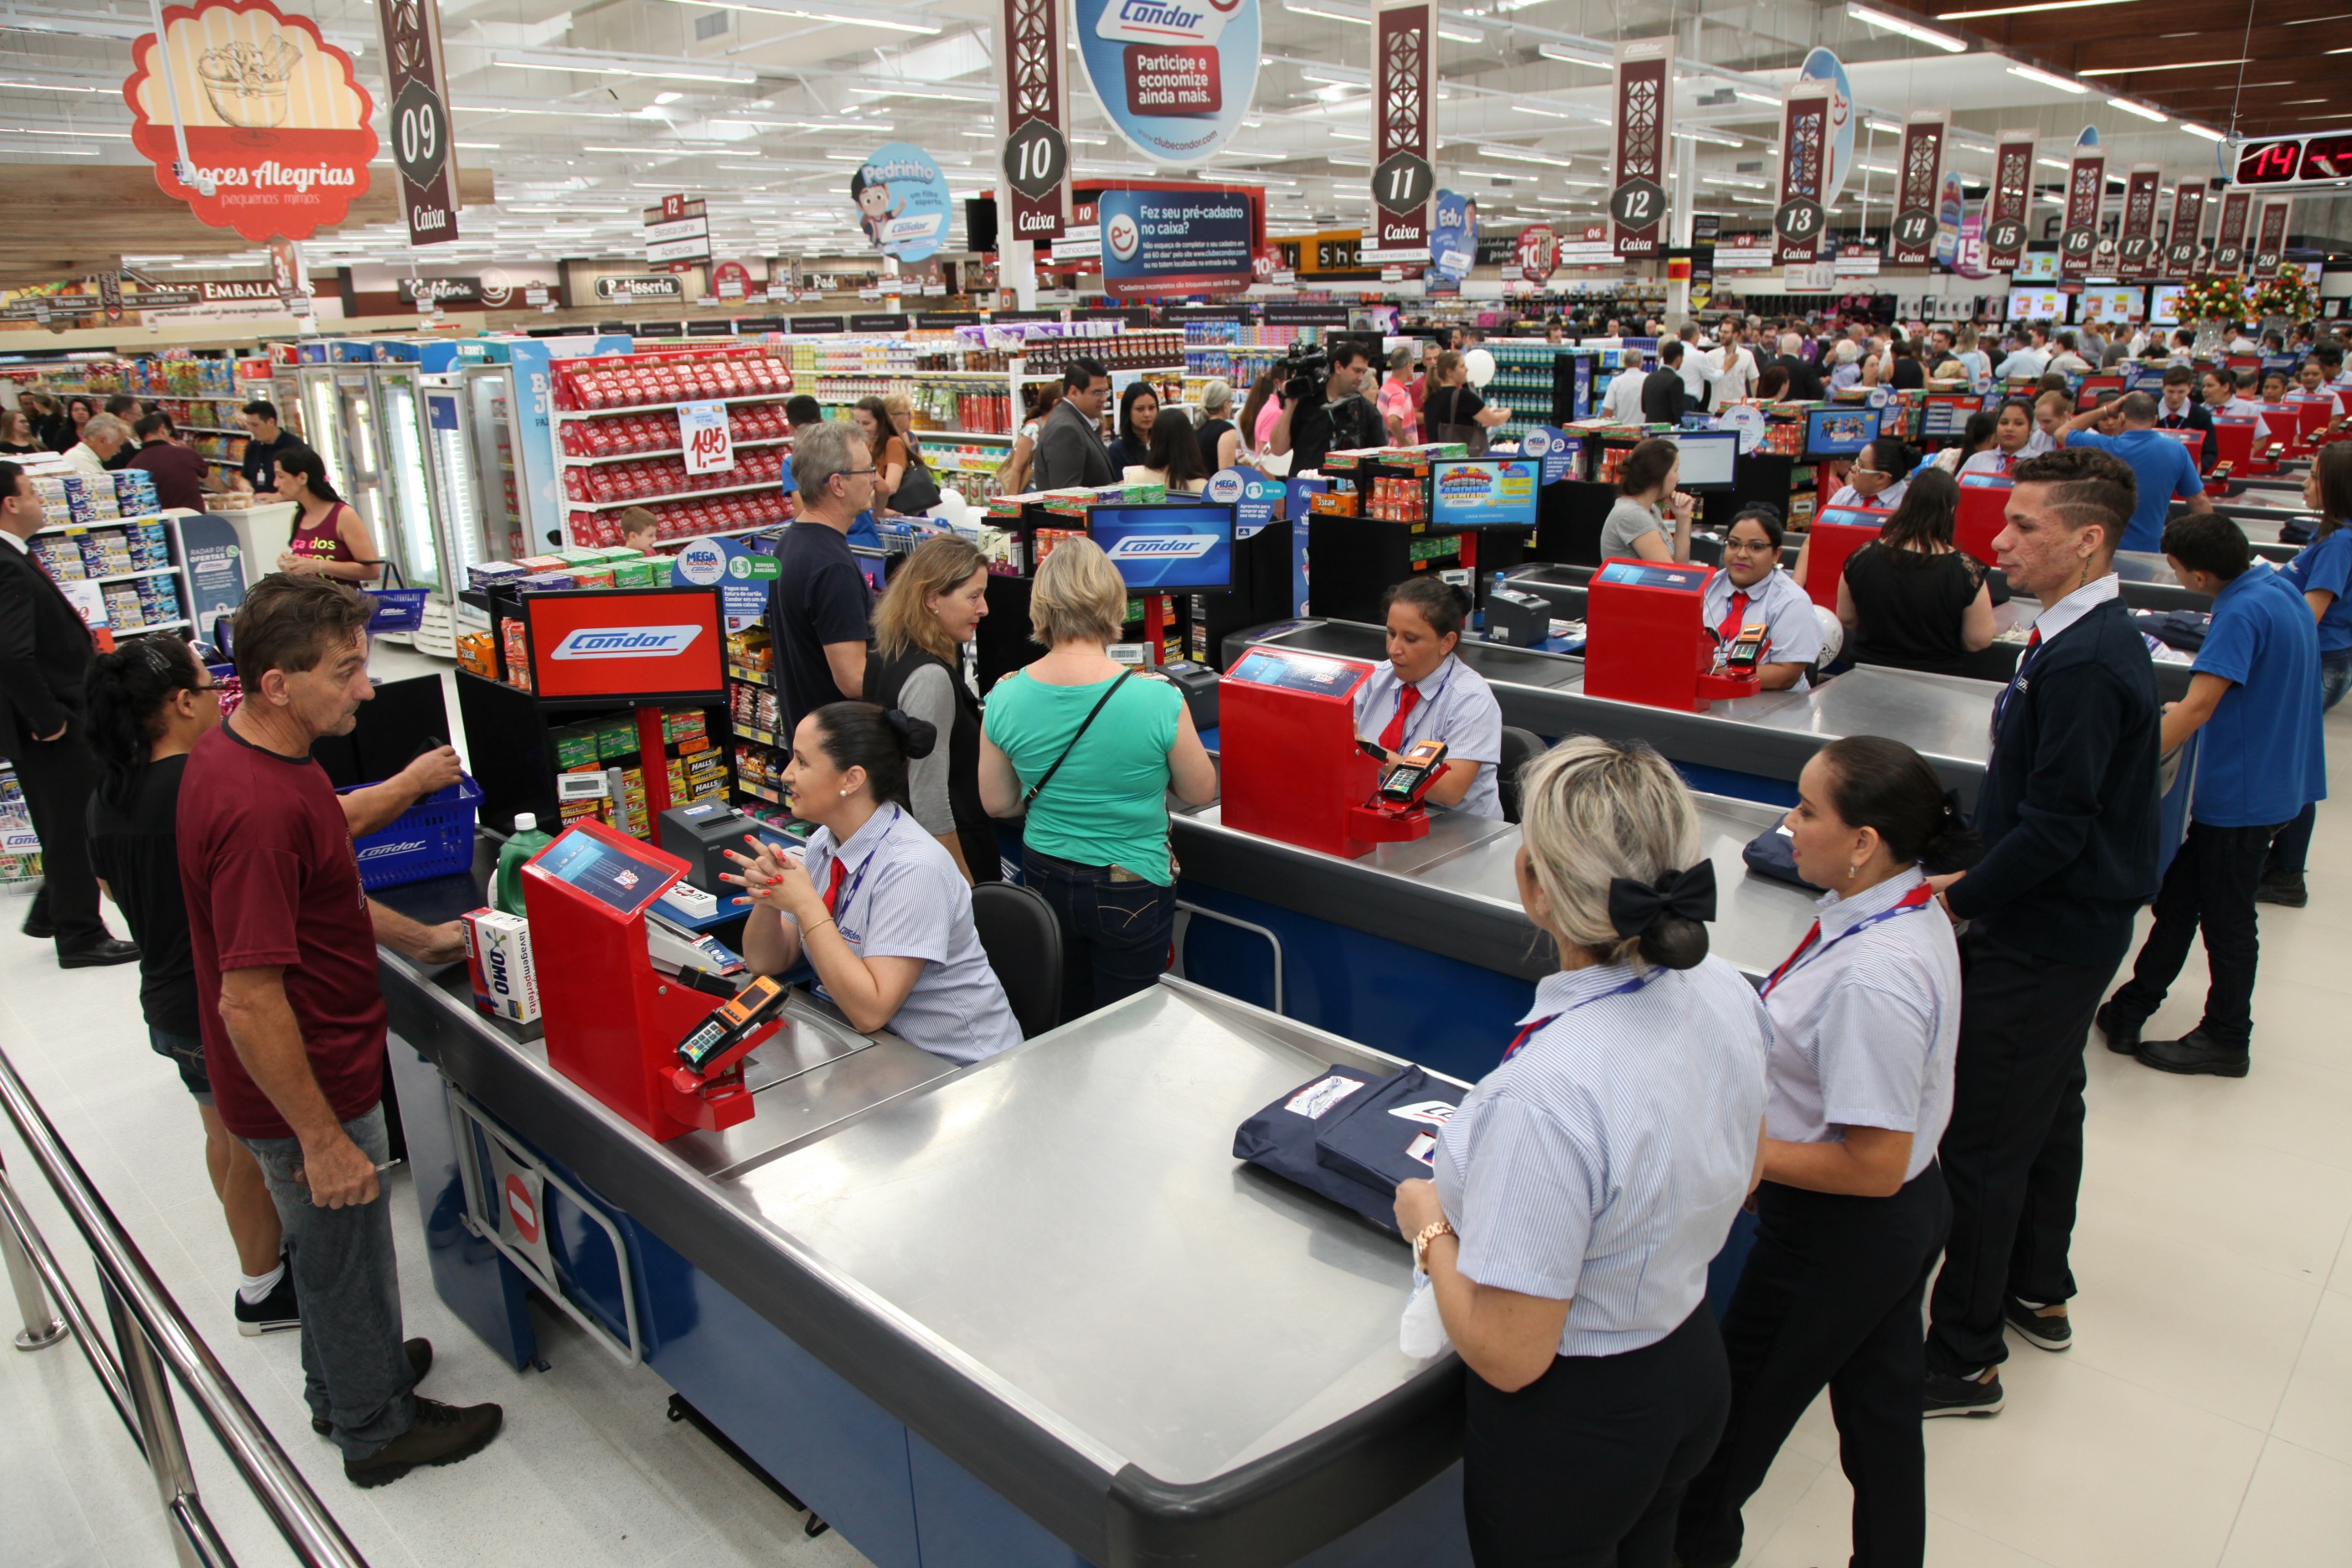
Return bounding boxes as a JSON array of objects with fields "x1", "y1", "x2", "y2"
[{"x1": 1075, "y1": 0, "x2": 1261, "y2": 168}]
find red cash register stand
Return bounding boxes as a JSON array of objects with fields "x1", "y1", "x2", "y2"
[
  {"x1": 522, "y1": 818, "x2": 780, "y2": 1141},
  {"x1": 1800, "y1": 504, "x2": 1890, "y2": 612},
  {"x1": 1956, "y1": 474, "x2": 2013, "y2": 562},
  {"x1": 2288, "y1": 399, "x2": 2334, "y2": 456},
  {"x1": 1219, "y1": 646, "x2": 1437, "y2": 858},
  {"x1": 2210, "y1": 416, "x2": 2276, "y2": 477},
  {"x1": 1582, "y1": 559, "x2": 1761, "y2": 713}
]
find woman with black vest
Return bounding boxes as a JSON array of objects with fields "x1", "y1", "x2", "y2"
[{"x1": 863, "y1": 535, "x2": 1000, "y2": 884}]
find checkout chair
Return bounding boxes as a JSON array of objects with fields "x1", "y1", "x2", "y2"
[
  {"x1": 1498, "y1": 726, "x2": 1545, "y2": 824},
  {"x1": 972, "y1": 882, "x2": 1065, "y2": 1038}
]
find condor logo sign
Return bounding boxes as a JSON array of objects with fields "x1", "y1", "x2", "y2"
[
  {"x1": 1102, "y1": 534, "x2": 1219, "y2": 562},
  {"x1": 549, "y1": 625, "x2": 707, "y2": 660}
]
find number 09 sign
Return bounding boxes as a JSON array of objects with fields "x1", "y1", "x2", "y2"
[{"x1": 678, "y1": 401, "x2": 735, "y2": 477}]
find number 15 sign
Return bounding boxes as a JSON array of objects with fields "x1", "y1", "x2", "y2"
[{"x1": 679, "y1": 401, "x2": 735, "y2": 477}]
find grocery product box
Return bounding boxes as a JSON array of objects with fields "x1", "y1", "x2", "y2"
[
  {"x1": 596, "y1": 715, "x2": 638, "y2": 761},
  {"x1": 468, "y1": 561, "x2": 527, "y2": 591},
  {"x1": 461, "y1": 908, "x2": 542, "y2": 1024}
]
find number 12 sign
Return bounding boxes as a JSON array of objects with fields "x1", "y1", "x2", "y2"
[{"x1": 679, "y1": 400, "x2": 735, "y2": 477}]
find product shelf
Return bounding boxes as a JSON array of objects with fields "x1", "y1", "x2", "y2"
[
  {"x1": 562, "y1": 436, "x2": 791, "y2": 467},
  {"x1": 554, "y1": 391, "x2": 793, "y2": 422},
  {"x1": 568, "y1": 478, "x2": 782, "y2": 512}
]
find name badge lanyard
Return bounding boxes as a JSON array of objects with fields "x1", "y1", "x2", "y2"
[
  {"x1": 1504, "y1": 967, "x2": 1664, "y2": 1060},
  {"x1": 1383, "y1": 659, "x2": 1456, "y2": 747},
  {"x1": 1760, "y1": 881, "x2": 1937, "y2": 999},
  {"x1": 821, "y1": 805, "x2": 900, "y2": 940}
]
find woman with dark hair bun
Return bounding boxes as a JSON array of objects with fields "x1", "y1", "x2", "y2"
[
  {"x1": 1676, "y1": 734, "x2": 1978, "y2": 1568},
  {"x1": 1837, "y1": 467, "x2": 1999, "y2": 676},
  {"x1": 1355, "y1": 575, "x2": 1508, "y2": 818},
  {"x1": 85, "y1": 637, "x2": 300, "y2": 1333},
  {"x1": 727, "y1": 700, "x2": 1024, "y2": 1063},
  {"x1": 1394, "y1": 735, "x2": 1769, "y2": 1566}
]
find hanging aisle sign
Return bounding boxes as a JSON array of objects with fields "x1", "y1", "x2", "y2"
[
  {"x1": 851, "y1": 143, "x2": 951, "y2": 262},
  {"x1": 2058, "y1": 131, "x2": 2104, "y2": 281},
  {"x1": 2118, "y1": 166, "x2": 2161, "y2": 280},
  {"x1": 1097, "y1": 186, "x2": 1254, "y2": 296},
  {"x1": 2251, "y1": 200, "x2": 2290, "y2": 278},
  {"x1": 1431, "y1": 189, "x2": 1476, "y2": 281},
  {"x1": 1370, "y1": 0, "x2": 1434, "y2": 254},
  {"x1": 123, "y1": 0, "x2": 377, "y2": 242},
  {"x1": 1516, "y1": 224, "x2": 1559, "y2": 286},
  {"x1": 1774, "y1": 86, "x2": 1830, "y2": 266},
  {"x1": 2165, "y1": 182, "x2": 2204, "y2": 277},
  {"x1": 377, "y1": 0, "x2": 458, "y2": 245},
  {"x1": 2211, "y1": 188, "x2": 2251, "y2": 275},
  {"x1": 1797, "y1": 48, "x2": 1854, "y2": 208},
  {"x1": 1985, "y1": 130, "x2": 2035, "y2": 272},
  {"x1": 1075, "y1": 0, "x2": 1261, "y2": 168},
  {"x1": 1609, "y1": 39, "x2": 1672, "y2": 260},
  {"x1": 1889, "y1": 112, "x2": 1947, "y2": 267},
  {"x1": 1000, "y1": 0, "x2": 1070, "y2": 244}
]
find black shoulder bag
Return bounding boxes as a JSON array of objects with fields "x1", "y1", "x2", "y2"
[{"x1": 1021, "y1": 668, "x2": 1133, "y2": 811}]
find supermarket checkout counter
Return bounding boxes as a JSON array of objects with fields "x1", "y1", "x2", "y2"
[{"x1": 374, "y1": 851, "x2": 1477, "y2": 1568}]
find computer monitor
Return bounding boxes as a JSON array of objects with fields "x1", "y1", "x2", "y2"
[
  {"x1": 520, "y1": 585, "x2": 727, "y2": 706},
  {"x1": 1086, "y1": 503, "x2": 1236, "y2": 593},
  {"x1": 1919, "y1": 394, "x2": 1982, "y2": 441},
  {"x1": 2007, "y1": 287, "x2": 2064, "y2": 322},
  {"x1": 1430, "y1": 456, "x2": 1540, "y2": 529},
  {"x1": 2075, "y1": 287, "x2": 2143, "y2": 327},
  {"x1": 1662, "y1": 429, "x2": 1739, "y2": 487},
  {"x1": 2148, "y1": 284, "x2": 2186, "y2": 327},
  {"x1": 1804, "y1": 405, "x2": 1880, "y2": 460}
]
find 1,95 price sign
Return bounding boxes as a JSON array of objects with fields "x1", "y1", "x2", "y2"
[{"x1": 678, "y1": 400, "x2": 735, "y2": 476}]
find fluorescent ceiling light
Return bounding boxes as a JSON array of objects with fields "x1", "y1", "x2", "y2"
[
  {"x1": 662, "y1": 0, "x2": 942, "y2": 32},
  {"x1": 1856, "y1": 162, "x2": 1896, "y2": 174},
  {"x1": 1436, "y1": 24, "x2": 1482, "y2": 40},
  {"x1": 1731, "y1": 88, "x2": 1781, "y2": 106},
  {"x1": 1535, "y1": 44, "x2": 1615, "y2": 70},
  {"x1": 654, "y1": 91, "x2": 684, "y2": 106},
  {"x1": 2178, "y1": 121, "x2": 2225, "y2": 140},
  {"x1": 1478, "y1": 144, "x2": 1562, "y2": 163},
  {"x1": 1846, "y1": 3, "x2": 1968, "y2": 52},
  {"x1": 2006, "y1": 62, "x2": 2087, "y2": 93},
  {"x1": 1942, "y1": 0, "x2": 2133, "y2": 15},
  {"x1": 1670, "y1": 127, "x2": 1743, "y2": 147},
  {"x1": 454, "y1": 142, "x2": 500, "y2": 149},
  {"x1": 0, "y1": 144, "x2": 94, "y2": 154},
  {"x1": 2035, "y1": 156, "x2": 2069, "y2": 169},
  {"x1": 2107, "y1": 96, "x2": 2166, "y2": 121},
  {"x1": 1511, "y1": 103, "x2": 1579, "y2": 119},
  {"x1": 0, "y1": 78, "x2": 105, "y2": 92},
  {"x1": 1287, "y1": 0, "x2": 1370, "y2": 22},
  {"x1": 492, "y1": 50, "x2": 757, "y2": 84},
  {"x1": 2080, "y1": 57, "x2": 2248, "y2": 74},
  {"x1": 0, "y1": 126, "x2": 131, "y2": 137},
  {"x1": 1299, "y1": 67, "x2": 1371, "y2": 85}
]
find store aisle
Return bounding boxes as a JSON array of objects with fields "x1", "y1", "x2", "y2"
[{"x1": 1, "y1": 645, "x2": 2346, "y2": 1568}]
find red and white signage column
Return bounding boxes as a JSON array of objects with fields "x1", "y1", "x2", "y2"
[
  {"x1": 1370, "y1": 0, "x2": 1435, "y2": 257},
  {"x1": 2057, "y1": 143, "x2": 2106, "y2": 281},
  {"x1": 2117, "y1": 166, "x2": 2161, "y2": 280},
  {"x1": 2211, "y1": 189, "x2": 2251, "y2": 275},
  {"x1": 1609, "y1": 39, "x2": 1672, "y2": 262},
  {"x1": 1984, "y1": 130, "x2": 2036, "y2": 273},
  {"x1": 2165, "y1": 183, "x2": 2205, "y2": 277},
  {"x1": 1889, "y1": 113, "x2": 1947, "y2": 267},
  {"x1": 999, "y1": 0, "x2": 1070, "y2": 246},
  {"x1": 1774, "y1": 87, "x2": 1831, "y2": 266},
  {"x1": 378, "y1": 0, "x2": 459, "y2": 245},
  {"x1": 2251, "y1": 200, "x2": 2291, "y2": 278}
]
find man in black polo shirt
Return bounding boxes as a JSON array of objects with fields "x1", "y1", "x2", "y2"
[
  {"x1": 235, "y1": 400, "x2": 299, "y2": 493},
  {"x1": 767, "y1": 420, "x2": 874, "y2": 739}
]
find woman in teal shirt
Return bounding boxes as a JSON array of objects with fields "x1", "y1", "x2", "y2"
[{"x1": 980, "y1": 537, "x2": 1218, "y2": 1019}]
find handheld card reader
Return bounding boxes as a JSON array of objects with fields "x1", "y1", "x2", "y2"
[
  {"x1": 673, "y1": 974, "x2": 791, "y2": 1081},
  {"x1": 1718, "y1": 622, "x2": 1767, "y2": 675},
  {"x1": 1376, "y1": 738, "x2": 1451, "y2": 806}
]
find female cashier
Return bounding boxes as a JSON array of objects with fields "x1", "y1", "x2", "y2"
[
  {"x1": 1705, "y1": 504, "x2": 1822, "y2": 691},
  {"x1": 1674, "y1": 736, "x2": 1976, "y2": 1568},
  {"x1": 1394, "y1": 736, "x2": 1768, "y2": 1567},
  {"x1": 730, "y1": 703, "x2": 1024, "y2": 1065},
  {"x1": 1957, "y1": 400, "x2": 2038, "y2": 477},
  {"x1": 1355, "y1": 577, "x2": 1507, "y2": 819},
  {"x1": 1824, "y1": 436, "x2": 1914, "y2": 512}
]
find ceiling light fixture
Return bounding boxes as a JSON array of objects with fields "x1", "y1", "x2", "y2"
[
  {"x1": 1478, "y1": 143, "x2": 1562, "y2": 163},
  {"x1": 1286, "y1": 0, "x2": 1371, "y2": 23},
  {"x1": 1534, "y1": 44, "x2": 1615, "y2": 70},
  {"x1": 1730, "y1": 88, "x2": 1781, "y2": 106},
  {"x1": 2007, "y1": 62, "x2": 2087, "y2": 93},
  {"x1": 2035, "y1": 156, "x2": 2069, "y2": 168},
  {"x1": 1845, "y1": 3, "x2": 1968, "y2": 52},
  {"x1": 1670, "y1": 127, "x2": 1744, "y2": 147},
  {"x1": 2106, "y1": 96, "x2": 2167, "y2": 121},
  {"x1": 2177, "y1": 121, "x2": 2225, "y2": 140},
  {"x1": 654, "y1": 91, "x2": 684, "y2": 105},
  {"x1": 649, "y1": 0, "x2": 941, "y2": 32},
  {"x1": 1510, "y1": 103, "x2": 1577, "y2": 118},
  {"x1": 2079, "y1": 57, "x2": 2249, "y2": 74},
  {"x1": 491, "y1": 49, "x2": 758, "y2": 84},
  {"x1": 1436, "y1": 24, "x2": 1482, "y2": 41},
  {"x1": 1943, "y1": 0, "x2": 2135, "y2": 15}
]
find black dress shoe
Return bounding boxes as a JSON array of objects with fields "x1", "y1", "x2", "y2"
[
  {"x1": 20, "y1": 910, "x2": 56, "y2": 940},
  {"x1": 2256, "y1": 873, "x2": 2308, "y2": 908},
  {"x1": 57, "y1": 937, "x2": 139, "y2": 968},
  {"x1": 2096, "y1": 999, "x2": 2144, "y2": 1055},
  {"x1": 2136, "y1": 1029, "x2": 2251, "y2": 1077}
]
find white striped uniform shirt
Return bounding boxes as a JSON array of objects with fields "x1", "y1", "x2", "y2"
[{"x1": 1431, "y1": 956, "x2": 1771, "y2": 1358}]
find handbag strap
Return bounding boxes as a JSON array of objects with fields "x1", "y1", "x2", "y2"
[{"x1": 1022, "y1": 668, "x2": 1133, "y2": 811}]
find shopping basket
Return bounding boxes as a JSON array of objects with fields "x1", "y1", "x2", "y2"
[
  {"x1": 367, "y1": 561, "x2": 428, "y2": 635},
  {"x1": 343, "y1": 774, "x2": 483, "y2": 889}
]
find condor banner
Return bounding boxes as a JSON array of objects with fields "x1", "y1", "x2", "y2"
[
  {"x1": 851, "y1": 143, "x2": 951, "y2": 263},
  {"x1": 1797, "y1": 48, "x2": 1854, "y2": 208},
  {"x1": 124, "y1": 0, "x2": 376, "y2": 241},
  {"x1": 1097, "y1": 187, "x2": 1254, "y2": 296},
  {"x1": 1076, "y1": 0, "x2": 1261, "y2": 167}
]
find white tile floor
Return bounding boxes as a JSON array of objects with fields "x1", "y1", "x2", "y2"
[{"x1": 1, "y1": 643, "x2": 2347, "y2": 1568}]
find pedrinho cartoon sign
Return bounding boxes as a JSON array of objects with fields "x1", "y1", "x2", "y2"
[
  {"x1": 1075, "y1": 0, "x2": 1262, "y2": 168},
  {"x1": 849, "y1": 142, "x2": 951, "y2": 263}
]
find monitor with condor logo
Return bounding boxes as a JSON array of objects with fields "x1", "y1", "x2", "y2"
[
  {"x1": 522, "y1": 585, "x2": 727, "y2": 704},
  {"x1": 1431, "y1": 457, "x2": 1540, "y2": 529},
  {"x1": 1086, "y1": 504, "x2": 1235, "y2": 593}
]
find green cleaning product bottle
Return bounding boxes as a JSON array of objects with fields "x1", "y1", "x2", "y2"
[{"x1": 495, "y1": 812, "x2": 554, "y2": 916}]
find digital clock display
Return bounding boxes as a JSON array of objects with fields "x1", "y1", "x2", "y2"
[{"x1": 2234, "y1": 132, "x2": 2352, "y2": 187}]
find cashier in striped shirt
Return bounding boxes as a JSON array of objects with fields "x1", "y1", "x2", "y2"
[
  {"x1": 1354, "y1": 576, "x2": 1508, "y2": 820},
  {"x1": 1704, "y1": 504, "x2": 1822, "y2": 692},
  {"x1": 728, "y1": 702, "x2": 1023, "y2": 1065}
]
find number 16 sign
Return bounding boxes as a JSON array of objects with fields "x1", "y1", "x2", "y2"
[{"x1": 679, "y1": 400, "x2": 735, "y2": 477}]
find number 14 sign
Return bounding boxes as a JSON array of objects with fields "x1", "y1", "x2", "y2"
[{"x1": 679, "y1": 400, "x2": 735, "y2": 476}]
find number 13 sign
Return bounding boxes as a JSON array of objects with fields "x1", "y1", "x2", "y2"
[{"x1": 679, "y1": 400, "x2": 735, "y2": 476}]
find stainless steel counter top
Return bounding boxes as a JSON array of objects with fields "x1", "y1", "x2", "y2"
[{"x1": 1663, "y1": 663, "x2": 1994, "y2": 777}]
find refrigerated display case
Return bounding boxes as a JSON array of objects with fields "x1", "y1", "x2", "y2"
[
  {"x1": 374, "y1": 363, "x2": 457, "y2": 655},
  {"x1": 424, "y1": 378, "x2": 495, "y2": 631}
]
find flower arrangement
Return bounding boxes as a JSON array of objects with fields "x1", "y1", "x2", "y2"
[
  {"x1": 2178, "y1": 273, "x2": 2251, "y2": 326},
  {"x1": 2250, "y1": 263, "x2": 2317, "y2": 322}
]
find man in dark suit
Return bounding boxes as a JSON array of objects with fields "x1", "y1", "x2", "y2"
[
  {"x1": 2153, "y1": 364, "x2": 2217, "y2": 470},
  {"x1": 1772, "y1": 332, "x2": 1827, "y2": 400},
  {"x1": 1641, "y1": 338, "x2": 1689, "y2": 425},
  {"x1": 0, "y1": 461, "x2": 137, "y2": 967}
]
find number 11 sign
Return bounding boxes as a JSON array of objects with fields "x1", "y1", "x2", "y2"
[{"x1": 679, "y1": 401, "x2": 735, "y2": 477}]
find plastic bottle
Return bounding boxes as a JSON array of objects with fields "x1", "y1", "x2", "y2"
[{"x1": 495, "y1": 812, "x2": 554, "y2": 917}]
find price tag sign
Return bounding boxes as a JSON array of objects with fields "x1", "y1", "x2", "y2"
[{"x1": 678, "y1": 400, "x2": 735, "y2": 476}]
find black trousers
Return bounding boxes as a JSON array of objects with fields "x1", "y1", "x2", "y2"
[
  {"x1": 2110, "y1": 820, "x2": 2282, "y2": 1050},
  {"x1": 1677, "y1": 1167, "x2": 1952, "y2": 1568},
  {"x1": 11, "y1": 733, "x2": 105, "y2": 950},
  {"x1": 1462, "y1": 1307, "x2": 1730, "y2": 1568},
  {"x1": 1926, "y1": 929, "x2": 2116, "y2": 1376}
]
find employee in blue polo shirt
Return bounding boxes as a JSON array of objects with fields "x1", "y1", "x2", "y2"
[
  {"x1": 2261, "y1": 443, "x2": 2352, "y2": 907},
  {"x1": 2058, "y1": 391, "x2": 2210, "y2": 554},
  {"x1": 2097, "y1": 513, "x2": 2324, "y2": 1079}
]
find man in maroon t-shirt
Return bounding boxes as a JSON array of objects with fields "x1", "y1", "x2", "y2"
[
  {"x1": 124, "y1": 412, "x2": 215, "y2": 512},
  {"x1": 180, "y1": 573, "x2": 504, "y2": 1486}
]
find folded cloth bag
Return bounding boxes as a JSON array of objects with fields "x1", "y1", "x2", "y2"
[{"x1": 1233, "y1": 1065, "x2": 1398, "y2": 1229}]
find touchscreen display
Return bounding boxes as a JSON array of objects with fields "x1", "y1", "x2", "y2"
[
  {"x1": 531, "y1": 828, "x2": 678, "y2": 918},
  {"x1": 1227, "y1": 648, "x2": 1369, "y2": 695},
  {"x1": 1595, "y1": 561, "x2": 1710, "y2": 591}
]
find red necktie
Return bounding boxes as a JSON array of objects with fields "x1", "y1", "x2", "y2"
[
  {"x1": 1717, "y1": 590, "x2": 1749, "y2": 646},
  {"x1": 1380, "y1": 683, "x2": 1421, "y2": 750},
  {"x1": 1999, "y1": 452, "x2": 2016, "y2": 475},
  {"x1": 823, "y1": 857, "x2": 848, "y2": 914}
]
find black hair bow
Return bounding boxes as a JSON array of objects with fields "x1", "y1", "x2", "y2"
[{"x1": 1607, "y1": 860, "x2": 1718, "y2": 938}]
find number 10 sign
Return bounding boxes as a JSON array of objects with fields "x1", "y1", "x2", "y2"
[{"x1": 679, "y1": 401, "x2": 735, "y2": 477}]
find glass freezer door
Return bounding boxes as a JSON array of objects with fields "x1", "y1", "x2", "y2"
[
  {"x1": 302, "y1": 370, "x2": 350, "y2": 498},
  {"x1": 337, "y1": 372, "x2": 386, "y2": 547},
  {"x1": 424, "y1": 383, "x2": 491, "y2": 626},
  {"x1": 374, "y1": 369, "x2": 443, "y2": 596}
]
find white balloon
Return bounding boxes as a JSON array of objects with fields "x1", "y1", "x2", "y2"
[
  {"x1": 1464, "y1": 348, "x2": 1497, "y2": 388},
  {"x1": 1812, "y1": 604, "x2": 1844, "y2": 669}
]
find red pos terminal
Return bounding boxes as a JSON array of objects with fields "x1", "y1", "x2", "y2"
[
  {"x1": 1955, "y1": 474, "x2": 2014, "y2": 563},
  {"x1": 1219, "y1": 647, "x2": 1442, "y2": 857},
  {"x1": 1801, "y1": 504, "x2": 1890, "y2": 612},
  {"x1": 1582, "y1": 560, "x2": 1761, "y2": 712},
  {"x1": 521, "y1": 818, "x2": 781, "y2": 1141}
]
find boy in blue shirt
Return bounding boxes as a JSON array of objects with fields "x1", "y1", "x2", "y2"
[
  {"x1": 2260, "y1": 447, "x2": 2352, "y2": 905},
  {"x1": 2060, "y1": 391, "x2": 2210, "y2": 554},
  {"x1": 2098, "y1": 513, "x2": 2324, "y2": 1077}
]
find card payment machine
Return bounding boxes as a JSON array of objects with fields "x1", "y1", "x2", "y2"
[
  {"x1": 1802, "y1": 504, "x2": 1890, "y2": 612},
  {"x1": 1955, "y1": 474, "x2": 2013, "y2": 563},
  {"x1": 1582, "y1": 559, "x2": 1762, "y2": 712},
  {"x1": 1220, "y1": 647, "x2": 1444, "y2": 857},
  {"x1": 521, "y1": 818, "x2": 783, "y2": 1141}
]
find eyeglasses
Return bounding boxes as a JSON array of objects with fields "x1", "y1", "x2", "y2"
[
  {"x1": 837, "y1": 467, "x2": 878, "y2": 479},
  {"x1": 1849, "y1": 465, "x2": 1888, "y2": 478}
]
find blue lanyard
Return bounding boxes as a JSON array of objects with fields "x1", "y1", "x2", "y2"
[
  {"x1": 823, "y1": 806, "x2": 900, "y2": 932},
  {"x1": 1760, "y1": 881, "x2": 1937, "y2": 999},
  {"x1": 1503, "y1": 967, "x2": 1663, "y2": 1060}
]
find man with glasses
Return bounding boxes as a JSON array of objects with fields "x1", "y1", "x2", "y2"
[
  {"x1": 771, "y1": 420, "x2": 879, "y2": 739},
  {"x1": 0, "y1": 460, "x2": 138, "y2": 967},
  {"x1": 1032, "y1": 356, "x2": 1116, "y2": 491}
]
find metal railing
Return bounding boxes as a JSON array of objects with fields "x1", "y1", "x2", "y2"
[{"x1": 0, "y1": 1041, "x2": 369, "y2": 1568}]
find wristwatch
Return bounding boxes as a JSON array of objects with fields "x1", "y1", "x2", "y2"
[{"x1": 1412, "y1": 1218, "x2": 1456, "y2": 1274}]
